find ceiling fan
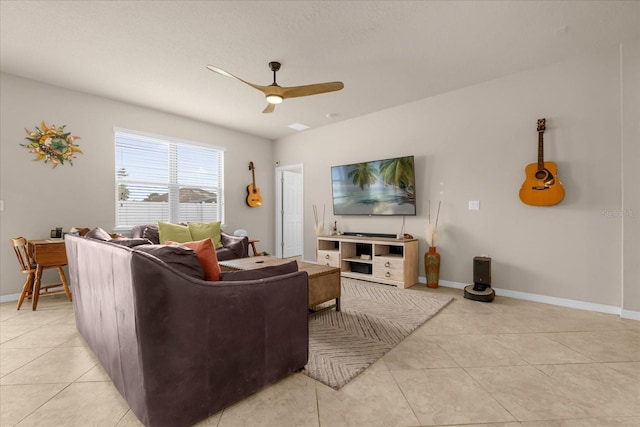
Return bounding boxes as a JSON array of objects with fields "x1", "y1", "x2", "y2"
[{"x1": 206, "y1": 62, "x2": 344, "y2": 113}]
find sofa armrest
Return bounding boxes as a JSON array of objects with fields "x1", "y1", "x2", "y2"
[{"x1": 130, "y1": 224, "x2": 158, "y2": 243}]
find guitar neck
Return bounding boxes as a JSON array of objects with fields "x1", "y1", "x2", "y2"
[
  {"x1": 537, "y1": 131, "x2": 544, "y2": 170},
  {"x1": 249, "y1": 162, "x2": 257, "y2": 193}
]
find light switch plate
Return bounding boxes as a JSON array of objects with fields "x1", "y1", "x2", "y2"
[{"x1": 469, "y1": 200, "x2": 480, "y2": 210}]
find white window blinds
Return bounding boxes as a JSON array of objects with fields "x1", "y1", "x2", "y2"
[{"x1": 114, "y1": 129, "x2": 224, "y2": 228}]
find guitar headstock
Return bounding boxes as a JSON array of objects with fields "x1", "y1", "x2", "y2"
[
  {"x1": 537, "y1": 118, "x2": 546, "y2": 133},
  {"x1": 248, "y1": 161, "x2": 255, "y2": 171}
]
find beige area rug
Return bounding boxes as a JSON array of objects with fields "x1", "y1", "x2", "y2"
[{"x1": 305, "y1": 278, "x2": 453, "y2": 389}]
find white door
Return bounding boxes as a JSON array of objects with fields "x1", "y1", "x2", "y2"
[{"x1": 281, "y1": 169, "x2": 303, "y2": 258}]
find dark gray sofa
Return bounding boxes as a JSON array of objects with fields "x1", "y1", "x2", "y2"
[
  {"x1": 130, "y1": 224, "x2": 249, "y2": 261},
  {"x1": 64, "y1": 234, "x2": 308, "y2": 427}
]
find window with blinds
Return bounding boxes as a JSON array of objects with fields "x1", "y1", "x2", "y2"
[{"x1": 114, "y1": 129, "x2": 224, "y2": 229}]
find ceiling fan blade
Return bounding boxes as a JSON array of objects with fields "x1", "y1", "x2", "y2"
[
  {"x1": 262, "y1": 103, "x2": 276, "y2": 114},
  {"x1": 206, "y1": 65, "x2": 270, "y2": 92},
  {"x1": 281, "y1": 82, "x2": 344, "y2": 99},
  {"x1": 208, "y1": 62, "x2": 343, "y2": 113}
]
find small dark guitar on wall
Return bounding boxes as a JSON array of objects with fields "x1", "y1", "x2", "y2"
[
  {"x1": 519, "y1": 118, "x2": 565, "y2": 206},
  {"x1": 246, "y1": 161, "x2": 263, "y2": 208}
]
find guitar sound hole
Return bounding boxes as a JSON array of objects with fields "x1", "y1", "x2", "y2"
[{"x1": 535, "y1": 170, "x2": 549, "y2": 180}]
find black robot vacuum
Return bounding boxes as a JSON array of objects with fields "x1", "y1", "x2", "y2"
[{"x1": 464, "y1": 256, "x2": 495, "y2": 302}]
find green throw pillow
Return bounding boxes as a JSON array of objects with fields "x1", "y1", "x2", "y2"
[
  {"x1": 157, "y1": 222, "x2": 192, "y2": 244},
  {"x1": 187, "y1": 221, "x2": 223, "y2": 249}
]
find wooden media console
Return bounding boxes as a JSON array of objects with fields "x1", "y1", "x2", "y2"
[{"x1": 317, "y1": 235, "x2": 419, "y2": 288}]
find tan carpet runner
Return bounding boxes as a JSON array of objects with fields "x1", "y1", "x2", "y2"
[{"x1": 305, "y1": 278, "x2": 452, "y2": 389}]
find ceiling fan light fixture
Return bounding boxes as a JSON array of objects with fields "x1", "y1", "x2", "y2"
[{"x1": 266, "y1": 94, "x2": 283, "y2": 104}]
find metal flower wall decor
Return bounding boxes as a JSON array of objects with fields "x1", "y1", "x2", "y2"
[{"x1": 21, "y1": 121, "x2": 82, "y2": 168}]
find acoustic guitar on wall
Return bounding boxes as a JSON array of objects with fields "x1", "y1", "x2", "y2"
[
  {"x1": 519, "y1": 118, "x2": 565, "y2": 206},
  {"x1": 246, "y1": 161, "x2": 263, "y2": 208}
]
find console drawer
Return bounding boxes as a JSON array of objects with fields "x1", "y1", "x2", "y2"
[
  {"x1": 374, "y1": 257, "x2": 404, "y2": 281},
  {"x1": 317, "y1": 250, "x2": 340, "y2": 268}
]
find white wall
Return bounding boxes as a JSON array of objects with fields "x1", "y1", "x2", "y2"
[
  {"x1": 0, "y1": 73, "x2": 274, "y2": 298},
  {"x1": 621, "y1": 40, "x2": 640, "y2": 314},
  {"x1": 274, "y1": 41, "x2": 639, "y2": 312}
]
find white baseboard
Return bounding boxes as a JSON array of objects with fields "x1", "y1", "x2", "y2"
[
  {"x1": 0, "y1": 293, "x2": 21, "y2": 304},
  {"x1": 621, "y1": 310, "x2": 640, "y2": 321},
  {"x1": 431, "y1": 278, "x2": 640, "y2": 320}
]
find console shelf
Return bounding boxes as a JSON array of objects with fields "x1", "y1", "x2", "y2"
[{"x1": 317, "y1": 235, "x2": 419, "y2": 288}]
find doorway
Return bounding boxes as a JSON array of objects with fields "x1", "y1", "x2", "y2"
[{"x1": 275, "y1": 164, "x2": 304, "y2": 258}]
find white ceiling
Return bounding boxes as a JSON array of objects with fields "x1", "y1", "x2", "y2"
[{"x1": 1, "y1": 1, "x2": 638, "y2": 140}]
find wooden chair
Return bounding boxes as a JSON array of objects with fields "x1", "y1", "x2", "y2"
[{"x1": 10, "y1": 237, "x2": 71, "y2": 310}]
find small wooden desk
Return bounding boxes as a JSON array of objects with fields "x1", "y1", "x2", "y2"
[{"x1": 27, "y1": 239, "x2": 72, "y2": 310}]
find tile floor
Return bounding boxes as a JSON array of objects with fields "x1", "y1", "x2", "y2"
[{"x1": 1, "y1": 286, "x2": 639, "y2": 427}]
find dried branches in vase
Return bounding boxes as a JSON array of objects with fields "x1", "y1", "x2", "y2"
[
  {"x1": 425, "y1": 200, "x2": 441, "y2": 247},
  {"x1": 313, "y1": 204, "x2": 325, "y2": 236}
]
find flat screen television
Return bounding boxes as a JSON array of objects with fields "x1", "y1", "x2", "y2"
[{"x1": 331, "y1": 155, "x2": 416, "y2": 216}]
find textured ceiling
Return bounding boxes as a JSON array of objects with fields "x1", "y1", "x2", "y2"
[{"x1": 1, "y1": 1, "x2": 638, "y2": 140}]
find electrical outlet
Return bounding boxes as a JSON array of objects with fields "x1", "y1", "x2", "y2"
[{"x1": 469, "y1": 200, "x2": 480, "y2": 210}]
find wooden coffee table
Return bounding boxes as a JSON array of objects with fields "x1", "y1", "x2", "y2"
[{"x1": 219, "y1": 257, "x2": 341, "y2": 312}]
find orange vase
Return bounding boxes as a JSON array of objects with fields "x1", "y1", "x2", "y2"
[{"x1": 425, "y1": 246, "x2": 440, "y2": 288}]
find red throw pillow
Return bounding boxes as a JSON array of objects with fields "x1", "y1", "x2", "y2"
[{"x1": 166, "y1": 238, "x2": 221, "y2": 282}]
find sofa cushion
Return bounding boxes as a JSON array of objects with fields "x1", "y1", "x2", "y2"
[
  {"x1": 167, "y1": 239, "x2": 221, "y2": 282},
  {"x1": 134, "y1": 244, "x2": 205, "y2": 280},
  {"x1": 220, "y1": 260, "x2": 299, "y2": 281},
  {"x1": 187, "y1": 221, "x2": 223, "y2": 249},
  {"x1": 110, "y1": 237, "x2": 153, "y2": 248},
  {"x1": 132, "y1": 223, "x2": 249, "y2": 260},
  {"x1": 85, "y1": 227, "x2": 112, "y2": 241},
  {"x1": 158, "y1": 222, "x2": 192, "y2": 244}
]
